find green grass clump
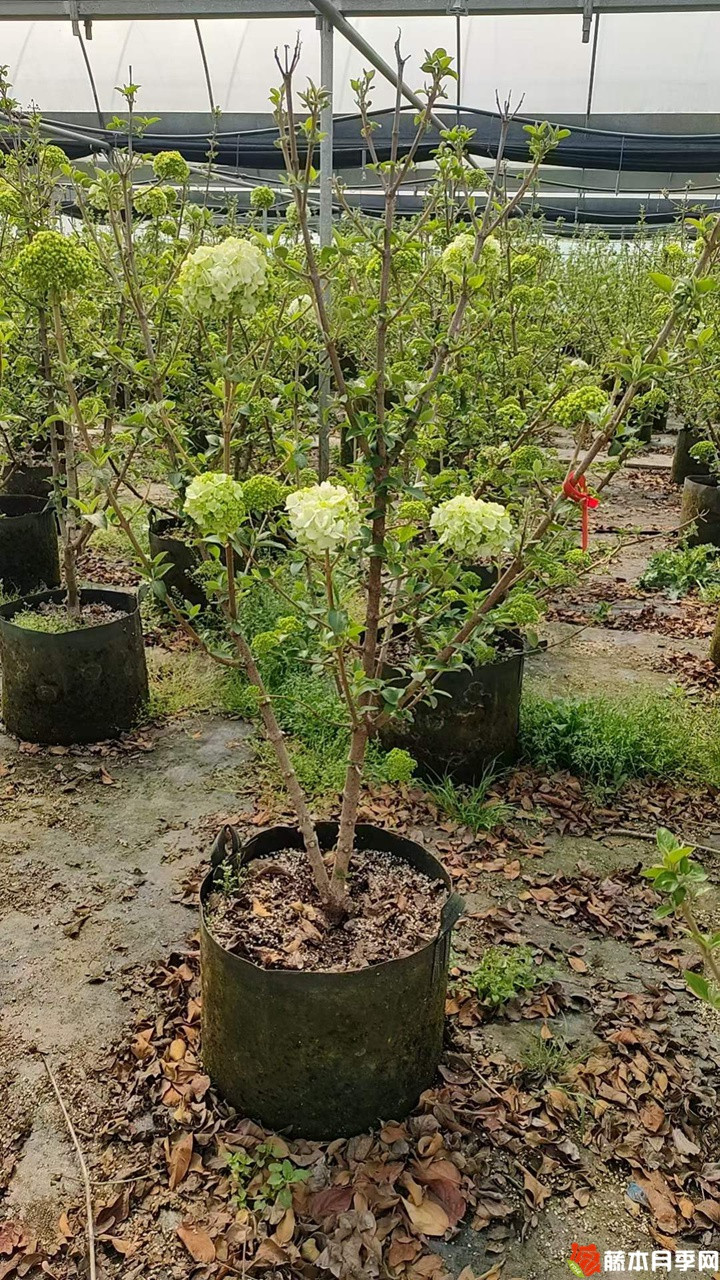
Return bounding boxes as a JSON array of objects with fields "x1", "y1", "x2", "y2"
[
  {"x1": 469, "y1": 945, "x2": 539, "y2": 1007},
  {"x1": 639, "y1": 544, "x2": 720, "y2": 599},
  {"x1": 147, "y1": 651, "x2": 229, "y2": 717},
  {"x1": 426, "y1": 769, "x2": 512, "y2": 833},
  {"x1": 521, "y1": 689, "x2": 720, "y2": 788},
  {"x1": 520, "y1": 1034, "x2": 574, "y2": 1085}
]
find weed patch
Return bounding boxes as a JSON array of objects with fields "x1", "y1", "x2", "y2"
[
  {"x1": 426, "y1": 771, "x2": 511, "y2": 833},
  {"x1": 639, "y1": 544, "x2": 720, "y2": 599},
  {"x1": 520, "y1": 689, "x2": 720, "y2": 788},
  {"x1": 468, "y1": 945, "x2": 540, "y2": 1007}
]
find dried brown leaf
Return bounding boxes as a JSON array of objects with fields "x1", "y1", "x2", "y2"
[
  {"x1": 168, "y1": 1131, "x2": 193, "y2": 1190},
  {"x1": 176, "y1": 1222, "x2": 216, "y2": 1264},
  {"x1": 402, "y1": 1195, "x2": 450, "y2": 1237}
]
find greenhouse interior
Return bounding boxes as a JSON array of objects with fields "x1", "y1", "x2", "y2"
[{"x1": 3, "y1": 3, "x2": 720, "y2": 1279}]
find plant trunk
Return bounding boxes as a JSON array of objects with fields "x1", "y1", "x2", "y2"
[
  {"x1": 710, "y1": 607, "x2": 720, "y2": 667},
  {"x1": 331, "y1": 497, "x2": 387, "y2": 897},
  {"x1": 331, "y1": 722, "x2": 369, "y2": 900},
  {"x1": 49, "y1": 299, "x2": 81, "y2": 620},
  {"x1": 232, "y1": 628, "x2": 332, "y2": 903}
]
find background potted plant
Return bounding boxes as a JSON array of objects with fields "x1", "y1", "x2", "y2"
[{"x1": 0, "y1": 227, "x2": 148, "y2": 743}]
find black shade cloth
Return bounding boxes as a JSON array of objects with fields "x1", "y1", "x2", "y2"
[{"x1": 11, "y1": 105, "x2": 720, "y2": 173}]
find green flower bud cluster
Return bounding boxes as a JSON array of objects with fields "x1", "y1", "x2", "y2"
[
  {"x1": 393, "y1": 243, "x2": 422, "y2": 274},
  {"x1": 242, "y1": 473, "x2": 288, "y2": 514},
  {"x1": 250, "y1": 614, "x2": 302, "y2": 660},
  {"x1": 0, "y1": 181, "x2": 21, "y2": 220},
  {"x1": 251, "y1": 629, "x2": 283, "y2": 660},
  {"x1": 133, "y1": 186, "x2": 168, "y2": 218},
  {"x1": 415, "y1": 424, "x2": 448, "y2": 456},
  {"x1": 15, "y1": 230, "x2": 94, "y2": 297},
  {"x1": 509, "y1": 444, "x2": 543, "y2": 471},
  {"x1": 509, "y1": 283, "x2": 550, "y2": 307},
  {"x1": 38, "y1": 144, "x2": 67, "y2": 173},
  {"x1": 250, "y1": 185, "x2": 275, "y2": 211},
  {"x1": 510, "y1": 252, "x2": 537, "y2": 276},
  {"x1": 554, "y1": 385, "x2": 609, "y2": 430},
  {"x1": 380, "y1": 748, "x2": 416, "y2": 784},
  {"x1": 565, "y1": 548, "x2": 592, "y2": 568},
  {"x1": 396, "y1": 498, "x2": 429, "y2": 525},
  {"x1": 436, "y1": 393, "x2": 455, "y2": 420},
  {"x1": 499, "y1": 590, "x2": 544, "y2": 626},
  {"x1": 496, "y1": 399, "x2": 527, "y2": 433},
  {"x1": 152, "y1": 150, "x2": 191, "y2": 184}
]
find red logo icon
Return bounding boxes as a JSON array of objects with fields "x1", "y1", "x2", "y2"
[{"x1": 568, "y1": 1244, "x2": 602, "y2": 1277}]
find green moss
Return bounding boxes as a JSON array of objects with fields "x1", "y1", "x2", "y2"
[{"x1": 12, "y1": 608, "x2": 80, "y2": 634}]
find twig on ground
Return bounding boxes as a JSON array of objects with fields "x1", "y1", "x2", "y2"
[
  {"x1": 37, "y1": 1050, "x2": 97, "y2": 1280},
  {"x1": 606, "y1": 827, "x2": 720, "y2": 857}
]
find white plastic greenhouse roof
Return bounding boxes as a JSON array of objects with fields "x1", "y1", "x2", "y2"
[{"x1": 1, "y1": 8, "x2": 719, "y2": 116}]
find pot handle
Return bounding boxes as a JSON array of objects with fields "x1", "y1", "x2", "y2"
[
  {"x1": 210, "y1": 823, "x2": 242, "y2": 871},
  {"x1": 440, "y1": 891, "x2": 464, "y2": 935}
]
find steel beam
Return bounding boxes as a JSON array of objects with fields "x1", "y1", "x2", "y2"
[{"x1": 0, "y1": 0, "x2": 718, "y2": 18}]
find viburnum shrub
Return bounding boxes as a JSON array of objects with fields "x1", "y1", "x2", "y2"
[
  {"x1": 124, "y1": 48, "x2": 720, "y2": 915},
  {"x1": 12, "y1": 228, "x2": 99, "y2": 617}
]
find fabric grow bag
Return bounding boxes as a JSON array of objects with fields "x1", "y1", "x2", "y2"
[{"x1": 200, "y1": 821, "x2": 463, "y2": 1139}]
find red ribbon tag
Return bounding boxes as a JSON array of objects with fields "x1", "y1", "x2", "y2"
[{"x1": 562, "y1": 472, "x2": 599, "y2": 551}]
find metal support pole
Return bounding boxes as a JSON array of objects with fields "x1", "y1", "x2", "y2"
[
  {"x1": 308, "y1": 0, "x2": 480, "y2": 169},
  {"x1": 584, "y1": 11, "x2": 600, "y2": 122},
  {"x1": 579, "y1": 11, "x2": 599, "y2": 211},
  {"x1": 317, "y1": 14, "x2": 334, "y2": 479}
]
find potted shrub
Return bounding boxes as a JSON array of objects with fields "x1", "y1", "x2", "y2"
[
  {"x1": 0, "y1": 231, "x2": 148, "y2": 744},
  {"x1": 680, "y1": 439, "x2": 720, "y2": 547},
  {"x1": 672, "y1": 425, "x2": 704, "y2": 486},
  {"x1": 123, "y1": 50, "x2": 720, "y2": 1141},
  {"x1": 0, "y1": 105, "x2": 64, "y2": 588}
]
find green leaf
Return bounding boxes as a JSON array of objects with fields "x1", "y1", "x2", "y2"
[
  {"x1": 327, "y1": 608, "x2": 348, "y2": 635},
  {"x1": 649, "y1": 271, "x2": 674, "y2": 294},
  {"x1": 656, "y1": 826, "x2": 681, "y2": 854},
  {"x1": 684, "y1": 969, "x2": 711, "y2": 1003}
]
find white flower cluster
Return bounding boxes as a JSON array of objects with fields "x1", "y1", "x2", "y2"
[
  {"x1": 286, "y1": 294, "x2": 320, "y2": 327},
  {"x1": 183, "y1": 472, "x2": 246, "y2": 540},
  {"x1": 285, "y1": 482, "x2": 361, "y2": 555},
  {"x1": 430, "y1": 494, "x2": 513, "y2": 560},
  {"x1": 178, "y1": 237, "x2": 267, "y2": 317},
  {"x1": 440, "y1": 232, "x2": 501, "y2": 279}
]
